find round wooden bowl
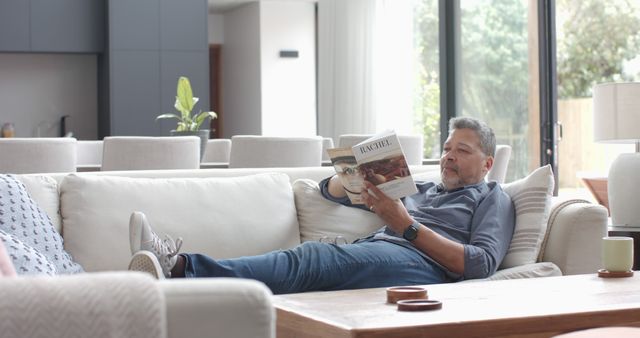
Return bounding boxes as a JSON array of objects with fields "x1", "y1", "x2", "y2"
[{"x1": 386, "y1": 286, "x2": 428, "y2": 304}]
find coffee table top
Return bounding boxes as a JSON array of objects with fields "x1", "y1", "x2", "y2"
[{"x1": 273, "y1": 274, "x2": 640, "y2": 338}]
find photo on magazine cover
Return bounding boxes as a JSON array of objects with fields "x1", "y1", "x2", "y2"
[{"x1": 358, "y1": 155, "x2": 411, "y2": 185}]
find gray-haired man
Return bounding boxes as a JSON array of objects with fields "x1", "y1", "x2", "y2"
[{"x1": 128, "y1": 116, "x2": 515, "y2": 294}]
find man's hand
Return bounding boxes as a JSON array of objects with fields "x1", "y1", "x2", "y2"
[
  {"x1": 363, "y1": 181, "x2": 465, "y2": 275},
  {"x1": 361, "y1": 181, "x2": 413, "y2": 233}
]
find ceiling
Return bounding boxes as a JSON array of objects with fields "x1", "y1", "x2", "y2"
[{"x1": 208, "y1": 0, "x2": 317, "y2": 14}]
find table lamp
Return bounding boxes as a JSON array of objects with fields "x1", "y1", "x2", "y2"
[{"x1": 593, "y1": 82, "x2": 640, "y2": 227}]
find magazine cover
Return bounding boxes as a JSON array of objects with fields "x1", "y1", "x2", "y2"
[
  {"x1": 327, "y1": 131, "x2": 417, "y2": 204},
  {"x1": 326, "y1": 147, "x2": 365, "y2": 204}
]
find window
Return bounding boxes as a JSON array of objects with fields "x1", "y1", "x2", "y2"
[
  {"x1": 458, "y1": 0, "x2": 538, "y2": 181},
  {"x1": 555, "y1": 0, "x2": 640, "y2": 195},
  {"x1": 412, "y1": 0, "x2": 441, "y2": 159}
]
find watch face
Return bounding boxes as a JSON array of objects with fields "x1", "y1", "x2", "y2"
[{"x1": 403, "y1": 224, "x2": 418, "y2": 241}]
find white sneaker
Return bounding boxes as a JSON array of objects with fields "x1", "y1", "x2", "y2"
[
  {"x1": 129, "y1": 211, "x2": 183, "y2": 278},
  {"x1": 128, "y1": 251, "x2": 165, "y2": 279}
]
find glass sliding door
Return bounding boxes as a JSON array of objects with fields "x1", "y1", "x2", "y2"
[
  {"x1": 413, "y1": 0, "x2": 441, "y2": 159},
  {"x1": 458, "y1": 0, "x2": 540, "y2": 182}
]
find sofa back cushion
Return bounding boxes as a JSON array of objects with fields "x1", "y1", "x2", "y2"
[
  {"x1": 60, "y1": 173, "x2": 300, "y2": 272},
  {"x1": 293, "y1": 179, "x2": 385, "y2": 243}
]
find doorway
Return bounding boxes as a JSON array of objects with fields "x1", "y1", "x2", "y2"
[{"x1": 209, "y1": 44, "x2": 222, "y2": 138}]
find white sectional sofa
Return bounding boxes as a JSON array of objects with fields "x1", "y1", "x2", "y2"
[{"x1": 2, "y1": 165, "x2": 607, "y2": 338}]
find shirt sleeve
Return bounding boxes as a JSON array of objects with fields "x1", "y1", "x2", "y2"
[
  {"x1": 318, "y1": 176, "x2": 370, "y2": 212},
  {"x1": 462, "y1": 184, "x2": 515, "y2": 280}
]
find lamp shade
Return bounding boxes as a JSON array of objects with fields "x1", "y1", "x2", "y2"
[
  {"x1": 593, "y1": 82, "x2": 640, "y2": 227},
  {"x1": 593, "y1": 82, "x2": 640, "y2": 143}
]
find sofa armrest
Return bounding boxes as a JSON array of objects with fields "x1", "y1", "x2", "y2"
[
  {"x1": 0, "y1": 272, "x2": 166, "y2": 338},
  {"x1": 538, "y1": 198, "x2": 608, "y2": 275},
  {"x1": 160, "y1": 278, "x2": 275, "y2": 338}
]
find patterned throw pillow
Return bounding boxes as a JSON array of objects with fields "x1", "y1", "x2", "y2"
[
  {"x1": 499, "y1": 165, "x2": 555, "y2": 269},
  {"x1": 0, "y1": 240, "x2": 17, "y2": 277},
  {"x1": 0, "y1": 175, "x2": 83, "y2": 274},
  {"x1": 0, "y1": 230, "x2": 56, "y2": 276}
]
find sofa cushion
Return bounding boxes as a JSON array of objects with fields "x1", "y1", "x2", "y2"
[
  {"x1": 0, "y1": 230, "x2": 56, "y2": 275},
  {"x1": 293, "y1": 179, "x2": 385, "y2": 243},
  {"x1": 485, "y1": 262, "x2": 561, "y2": 280},
  {"x1": 499, "y1": 165, "x2": 555, "y2": 269},
  {"x1": 60, "y1": 173, "x2": 301, "y2": 272},
  {"x1": 0, "y1": 175, "x2": 82, "y2": 274}
]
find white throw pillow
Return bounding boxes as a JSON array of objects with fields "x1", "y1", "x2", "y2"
[
  {"x1": 60, "y1": 173, "x2": 301, "y2": 272},
  {"x1": 499, "y1": 165, "x2": 555, "y2": 269},
  {"x1": 293, "y1": 179, "x2": 385, "y2": 243},
  {"x1": 16, "y1": 175, "x2": 62, "y2": 234}
]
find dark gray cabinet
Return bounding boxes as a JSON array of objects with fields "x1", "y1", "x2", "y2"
[
  {"x1": 0, "y1": 0, "x2": 104, "y2": 53},
  {"x1": 110, "y1": 51, "x2": 161, "y2": 136},
  {"x1": 0, "y1": 0, "x2": 30, "y2": 51},
  {"x1": 109, "y1": 0, "x2": 158, "y2": 50},
  {"x1": 102, "y1": 0, "x2": 209, "y2": 137},
  {"x1": 160, "y1": 0, "x2": 208, "y2": 51},
  {"x1": 31, "y1": 0, "x2": 105, "y2": 52}
]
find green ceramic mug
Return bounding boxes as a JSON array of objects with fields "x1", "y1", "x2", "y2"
[{"x1": 602, "y1": 236, "x2": 634, "y2": 272}]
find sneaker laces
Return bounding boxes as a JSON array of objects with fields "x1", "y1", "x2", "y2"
[{"x1": 150, "y1": 233, "x2": 183, "y2": 258}]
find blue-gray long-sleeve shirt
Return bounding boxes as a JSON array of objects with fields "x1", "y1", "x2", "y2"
[{"x1": 319, "y1": 177, "x2": 515, "y2": 281}]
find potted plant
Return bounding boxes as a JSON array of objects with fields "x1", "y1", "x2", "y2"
[{"x1": 156, "y1": 76, "x2": 217, "y2": 159}]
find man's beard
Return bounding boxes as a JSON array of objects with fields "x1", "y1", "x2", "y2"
[{"x1": 441, "y1": 165, "x2": 462, "y2": 189}]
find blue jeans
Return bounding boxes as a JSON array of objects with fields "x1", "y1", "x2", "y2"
[{"x1": 183, "y1": 240, "x2": 448, "y2": 294}]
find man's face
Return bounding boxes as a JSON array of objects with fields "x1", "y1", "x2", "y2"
[{"x1": 440, "y1": 128, "x2": 493, "y2": 190}]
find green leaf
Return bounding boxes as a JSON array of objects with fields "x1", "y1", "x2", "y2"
[
  {"x1": 156, "y1": 113, "x2": 181, "y2": 121},
  {"x1": 176, "y1": 77, "x2": 195, "y2": 116},
  {"x1": 194, "y1": 111, "x2": 217, "y2": 129}
]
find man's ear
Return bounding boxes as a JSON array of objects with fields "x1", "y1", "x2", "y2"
[{"x1": 484, "y1": 155, "x2": 494, "y2": 174}]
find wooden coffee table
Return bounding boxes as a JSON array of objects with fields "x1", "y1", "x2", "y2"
[{"x1": 273, "y1": 274, "x2": 640, "y2": 338}]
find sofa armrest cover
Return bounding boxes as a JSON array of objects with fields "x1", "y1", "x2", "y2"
[
  {"x1": 160, "y1": 278, "x2": 275, "y2": 338},
  {"x1": 0, "y1": 272, "x2": 166, "y2": 338},
  {"x1": 538, "y1": 198, "x2": 608, "y2": 275}
]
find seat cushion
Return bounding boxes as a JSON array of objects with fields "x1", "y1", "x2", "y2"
[{"x1": 60, "y1": 173, "x2": 300, "y2": 272}]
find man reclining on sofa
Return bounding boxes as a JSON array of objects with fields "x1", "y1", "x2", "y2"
[{"x1": 128, "y1": 116, "x2": 516, "y2": 294}]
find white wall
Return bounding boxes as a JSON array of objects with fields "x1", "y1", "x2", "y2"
[
  {"x1": 222, "y1": 3, "x2": 262, "y2": 136},
  {"x1": 260, "y1": 1, "x2": 316, "y2": 136},
  {"x1": 0, "y1": 53, "x2": 98, "y2": 139},
  {"x1": 208, "y1": 13, "x2": 225, "y2": 44}
]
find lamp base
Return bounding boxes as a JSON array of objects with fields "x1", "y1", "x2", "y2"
[{"x1": 609, "y1": 152, "x2": 640, "y2": 227}]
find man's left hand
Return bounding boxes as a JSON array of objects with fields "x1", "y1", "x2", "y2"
[{"x1": 361, "y1": 181, "x2": 414, "y2": 233}]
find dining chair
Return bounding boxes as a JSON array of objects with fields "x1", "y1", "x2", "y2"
[
  {"x1": 101, "y1": 136, "x2": 200, "y2": 171},
  {"x1": 321, "y1": 137, "x2": 335, "y2": 162},
  {"x1": 202, "y1": 139, "x2": 232, "y2": 163},
  {"x1": 76, "y1": 140, "x2": 104, "y2": 168},
  {"x1": 0, "y1": 138, "x2": 77, "y2": 174},
  {"x1": 229, "y1": 136, "x2": 323, "y2": 168},
  {"x1": 486, "y1": 144, "x2": 512, "y2": 183}
]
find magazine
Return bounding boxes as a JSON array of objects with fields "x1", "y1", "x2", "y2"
[{"x1": 326, "y1": 130, "x2": 418, "y2": 204}]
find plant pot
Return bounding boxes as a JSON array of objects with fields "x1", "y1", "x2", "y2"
[{"x1": 170, "y1": 129, "x2": 209, "y2": 160}]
